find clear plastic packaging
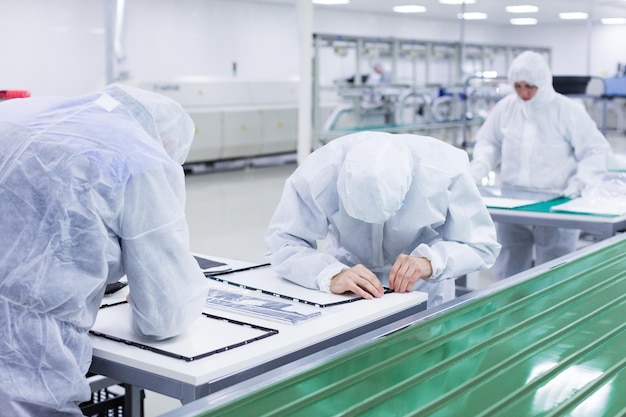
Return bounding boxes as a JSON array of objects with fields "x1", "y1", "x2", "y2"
[{"x1": 205, "y1": 287, "x2": 322, "y2": 324}]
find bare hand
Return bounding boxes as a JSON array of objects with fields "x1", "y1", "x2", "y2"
[
  {"x1": 330, "y1": 264, "x2": 385, "y2": 299},
  {"x1": 389, "y1": 254, "x2": 432, "y2": 293}
]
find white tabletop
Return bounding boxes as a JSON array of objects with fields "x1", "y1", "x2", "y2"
[{"x1": 90, "y1": 257, "x2": 428, "y2": 400}]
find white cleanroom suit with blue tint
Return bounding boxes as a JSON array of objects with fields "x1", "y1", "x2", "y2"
[
  {"x1": 0, "y1": 84, "x2": 210, "y2": 416},
  {"x1": 265, "y1": 131, "x2": 500, "y2": 308},
  {"x1": 470, "y1": 51, "x2": 611, "y2": 280}
]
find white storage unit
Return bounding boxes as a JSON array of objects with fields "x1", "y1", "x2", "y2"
[
  {"x1": 259, "y1": 107, "x2": 299, "y2": 155},
  {"x1": 185, "y1": 109, "x2": 222, "y2": 162},
  {"x1": 136, "y1": 79, "x2": 298, "y2": 164},
  {"x1": 220, "y1": 108, "x2": 263, "y2": 159}
]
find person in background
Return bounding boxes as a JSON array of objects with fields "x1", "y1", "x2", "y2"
[
  {"x1": 368, "y1": 61, "x2": 392, "y2": 85},
  {"x1": 0, "y1": 84, "x2": 211, "y2": 416},
  {"x1": 469, "y1": 50, "x2": 612, "y2": 280},
  {"x1": 265, "y1": 131, "x2": 501, "y2": 308}
]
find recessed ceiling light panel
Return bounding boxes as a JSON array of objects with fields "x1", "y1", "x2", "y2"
[
  {"x1": 559, "y1": 12, "x2": 588, "y2": 20},
  {"x1": 439, "y1": 0, "x2": 476, "y2": 5},
  {"x1": 458, "y1": 12, "x2": 487, "y2": 20},
  {"x1": 510, "y1": 17, "x2": 538, "y2": 25},
  {"x1": 505, "y1": 5, "x2": 539, "y2": 14},
  {"x1": 601, "y1": 17, "x2": 626, "y2": 25},
  {"x1": 312, "y1": 0, "x2": 350, "y2": 5},
  {"x1": 393, "y1": 5, "x2": 427, "y2": 13}
]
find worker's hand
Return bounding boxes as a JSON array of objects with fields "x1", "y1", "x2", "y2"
[
  {"x1": 470, "y1": 161, "x2": 489, "y2": 185},
  {"x1": 389, "y1": 254, "x2": 432, "y2": 293},
  {"x1": 330, "y1": 264, "x2": 385, "y2": 300}
]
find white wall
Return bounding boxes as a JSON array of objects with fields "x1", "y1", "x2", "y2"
[
  {"x1": 1, "y1": 0, "x2": 625, "y2": 97},
  {"x1": 122, "y1": 0, "x2": 299, "y2": 82},
  {"x1": 0, "y1": 0, "x2": 106, "y2": 96},
  {"x1": 589, "y1": 23, "x2": 626, "y2": 77}
]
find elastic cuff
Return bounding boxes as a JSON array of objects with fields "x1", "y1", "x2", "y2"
[
  {"x1": 316, "y1": 263, "x2": 349, "y2": 293},
  {"x1": 410, "y1": 244, "x2": 444, "y2": 281}
]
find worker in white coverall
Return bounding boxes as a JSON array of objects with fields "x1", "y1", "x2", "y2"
[
  {"x1": 265, "y1": 131, "x2": 501, "y2": 308},
  {"x1": 0, "y1": 84, "x2": 210, "y2": 416},
  {"x1": 469, "y1": 51, "x2": 611, "y2": 280}
]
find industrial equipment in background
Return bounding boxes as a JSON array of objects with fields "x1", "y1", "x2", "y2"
[
  {"x1": 131, "y1": 36, "x2": 626, "y2": 170},
  {"x1": 312, "y1": 33, "x2": 551, "y2": 147},
  {"x1": 0, "y1": 90, "x2": 30, "y2": 100}
]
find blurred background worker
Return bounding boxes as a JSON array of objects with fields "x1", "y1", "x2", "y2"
[
  {"x1": 368, "y1": 61, "x2": 392, "y2": 85},
  {"x1": 469, "y1": 51, "x2": 612, "y2": 281},
  {"x1": 265, "y1": 131, "x2": 501, "y2": 308},
  {"x1": 0, "y1": 84, "x2": 210, "y2": 416}
]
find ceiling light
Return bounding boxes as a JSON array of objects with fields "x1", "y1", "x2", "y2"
[
  {"x1": 559, "y1": 12, "x2": 588, "y2": 20},
  {"x1": 510, "y1": 17, "x2": 538, "y2": 25},
  {"x1": 601, "y1": 17, "x2": 626, "y2": 25},
  {"x1": 505, "y1": 5, "x2": 539, "y2": 14},
  {"x1": 312, "y1": 0, "x2": 349, "y2": 4},
  {"x1": 439, "y1": 0, "x2": 476, "y2": 5},
  {"x1": 458, "y1": 12, "x2": 488, "y2": 20},
  {"x1": 393, "y1": 5, "x2": 427, "y2": 13}
]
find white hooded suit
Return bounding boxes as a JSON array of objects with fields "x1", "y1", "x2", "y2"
[
  {"x1": 470, "y1": 51, "x2": 611, "y2": 279},
  {"x1": 265, "y1": 132, "x2": 501, "y2": 308},
  {"x1": 0, "y1": 84, "x2": 210, "y2": 416}
]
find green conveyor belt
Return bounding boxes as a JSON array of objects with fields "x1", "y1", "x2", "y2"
[{"x1": 197, "y1": 237, "x2": 626, "y2": 416}]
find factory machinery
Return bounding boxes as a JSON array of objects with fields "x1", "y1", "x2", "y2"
[
  {"x1": 312, "y1": 34, "x2": 551, "y2": 146},
  {"x1": 137, "y1": 35, "x2": 625, "y2": 169},
  {"x1": 135, "y1": 77, "x2": 516, "y2": 169},
  {"x1": 319, "y1": 78, "x2": 508, "y2": 147},
  {"x1": 164, "y1": 233, "x2": 626, "y2": 417},
  {"x1": 140, "y1": 76, "x2": 621, "y2": 171},
  {"x1": 133, "y1": 35, "x2": 552, "y2": 169},
  {"x1": 0, "y1": 90, "x2": 31, "y2": 100}
]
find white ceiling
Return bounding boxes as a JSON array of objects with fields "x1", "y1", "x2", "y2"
[{"x1": 251, "y1": 0, "x2": 626, "y2": 25}]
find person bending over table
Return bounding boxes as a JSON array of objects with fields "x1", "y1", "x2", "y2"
[
  {"x1": 0, "y1": 84, "x2": 210, "y2": 416},
  {"x1": 265, "y1": 131, "x2": 501, "y2": 308}
]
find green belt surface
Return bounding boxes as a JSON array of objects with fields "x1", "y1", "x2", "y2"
[
  {"x1": 198, "y1": 238, "x2": 626, "y2": 417},
  {"x1": 510, "y1": 197, "x2": 571, "y2": 213},
  {"x1": 493, "y1": 197, "x2": 619, "y2": 218}
]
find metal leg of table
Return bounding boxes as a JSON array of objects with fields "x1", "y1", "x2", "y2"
[
  {"x1": 122, "y1": 384, "x2": 145, "y2": 417},
  {"x1": 455, "y1": 275, "x2": 471, "y2": 296}
]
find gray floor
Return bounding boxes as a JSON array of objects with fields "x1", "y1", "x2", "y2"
[
  {"x1": 143, "y1": 133, "x2": 626, "y2": 416},
  {"x1": 185, "y1": 162, "x2": 295, "y2": 265}
]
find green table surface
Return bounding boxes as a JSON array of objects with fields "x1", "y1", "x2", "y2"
[
  {"x1": 507, "y1": 196, "x2": 571, "y2": 212},
  {"x1": 196, "y1": 236, "x2": 626, "y2": 417},
  {"x1": 491, "y1": 197, "x2": 621, "y2": 218}
]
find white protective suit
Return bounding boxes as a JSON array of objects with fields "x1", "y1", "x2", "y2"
[
  {"x1": 470, "y1": 51, "x2": 611, "y2": 280},
  {"x1": 265, "y1": 132, "x2": 501, "y2": 308},
  {"x1": 0, "y1": 84, "x2": 210, "y2": 416}
]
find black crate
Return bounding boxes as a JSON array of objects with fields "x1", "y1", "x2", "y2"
[{"x1": 80, "y1": 385, "x2": 126, "y2": 417}]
